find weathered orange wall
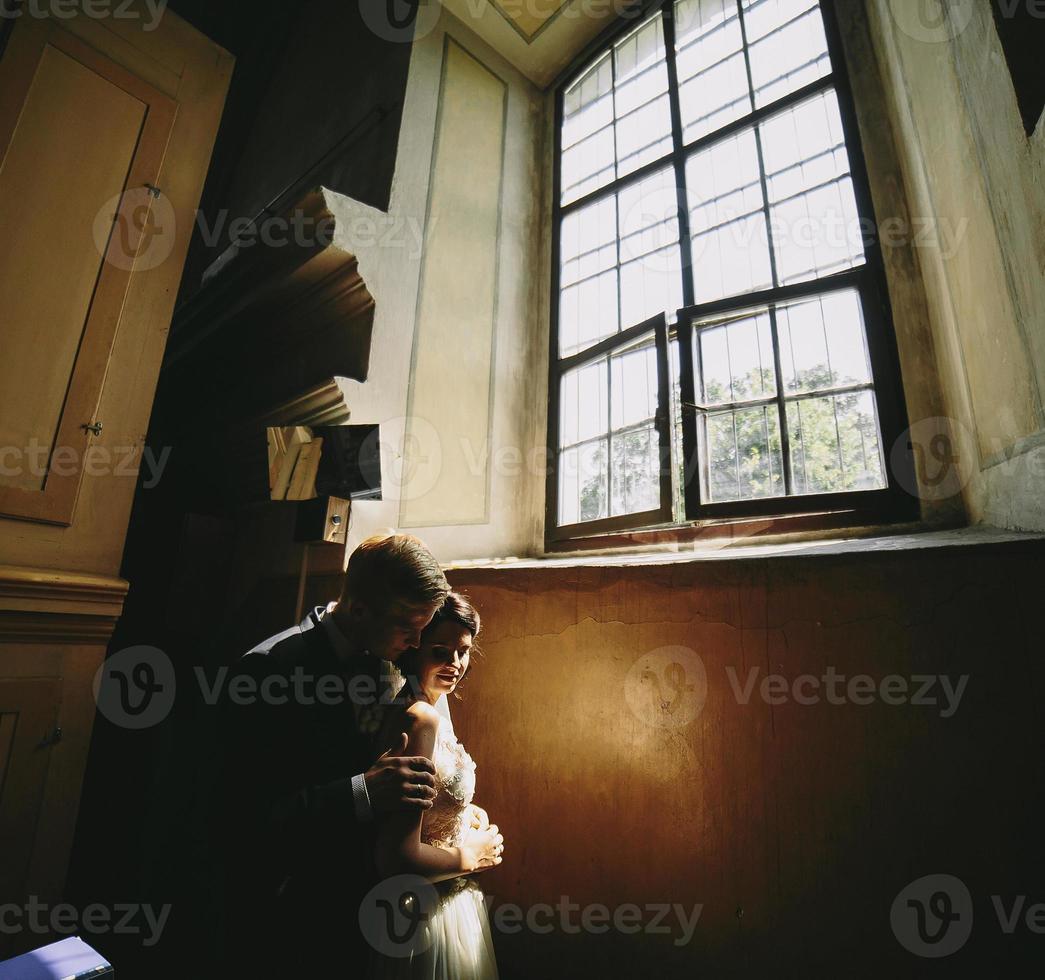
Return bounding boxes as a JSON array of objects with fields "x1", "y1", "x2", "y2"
[{"x1": 448, "y1": 539, "x2": 1045, "y2": 978}]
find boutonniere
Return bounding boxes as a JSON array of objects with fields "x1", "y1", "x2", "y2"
[
  {"x1": 357, "y1": 700, "x2": 383, "y2": 735},
  {"x1": 357, "y1": 660, "x2": 406, "y2": 736}
]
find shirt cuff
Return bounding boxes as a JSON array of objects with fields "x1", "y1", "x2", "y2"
[{"x1": 351, "y1": 772, "x2": 372, "y2": 823}]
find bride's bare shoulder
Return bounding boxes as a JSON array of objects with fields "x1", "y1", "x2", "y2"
[{"x1": 403, "y1": 700, "x2": 441, "y2": 730}]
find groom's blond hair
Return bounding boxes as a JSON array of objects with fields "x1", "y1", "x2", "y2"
[{"x1": 342, "y1": 532, "x2": 449, "y2": 613}]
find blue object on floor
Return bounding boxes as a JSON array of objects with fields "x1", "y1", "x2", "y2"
[{"x1": 0, "y1": 937, "x2": 112, "y2": 979}]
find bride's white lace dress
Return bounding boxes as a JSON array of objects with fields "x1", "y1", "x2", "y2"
[{"x1": 369, "y1": 715, "x2": 499, "y2": 980}]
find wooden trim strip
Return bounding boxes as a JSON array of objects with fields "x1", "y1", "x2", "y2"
[{"x1": 0, "y1": 564, "x2": 128, "y2": 619}]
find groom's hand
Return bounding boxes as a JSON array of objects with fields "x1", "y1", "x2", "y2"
[{"x1": 364, "y1": 733, "x2": 437, "y2": 817}]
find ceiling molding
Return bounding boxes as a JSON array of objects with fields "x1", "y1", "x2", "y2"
[
  {"x1": 440, "y1": 0, "x2": 628, "y2": 87},
  {"x1": 485, "y1": 0, "x2": 573, "y2": 44}
]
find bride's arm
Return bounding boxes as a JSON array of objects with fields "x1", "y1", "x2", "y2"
[{"x1": 374, "y1": 702, "x2": 503, "y2": 883}]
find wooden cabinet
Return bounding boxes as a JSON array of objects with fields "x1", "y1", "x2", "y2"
[
  {"x1": 0, "y1": 18, "x2": 177, "y2": 525},
  {"x1": 0, "y1": 1, "x2": 233, "y2": 919}
]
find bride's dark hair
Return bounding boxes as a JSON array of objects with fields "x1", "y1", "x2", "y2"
[
  {"x1": 427, "y1": 591, "x2": 481, "y2": 643},
  {"x1": 397, "y1": 592, "x2": 481, "y2": 700}
]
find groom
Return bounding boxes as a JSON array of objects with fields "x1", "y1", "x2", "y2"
[{"x1": 218, "y1": 533, "x2": 486, "y2": 976}]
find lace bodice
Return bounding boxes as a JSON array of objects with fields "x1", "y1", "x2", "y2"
[{"x1": 420, "y1": 717, "x2": 476, "y2": 850}]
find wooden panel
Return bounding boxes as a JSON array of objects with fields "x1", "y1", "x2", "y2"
[
  {"x1": 0, "y1": 19, "x2": 178, "y2": 524},
  {"x1": 0, "y1": 9, "x2": 231, "y2": 572},
  {"x1": 0, "y1": 44, "x2": 146, "y2": 493},
  {"x1": 448, "y1": 541, "x2": 1045, "y2": 976},
  {"x1": 0, "y1": 677, "x2": 61, "y2": 952},
  {"x1": 399, "y1": 39, "x2": 507, "y2": 528}
]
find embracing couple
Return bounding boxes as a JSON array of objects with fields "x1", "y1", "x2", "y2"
[{"x1": 218, "y1": 533, "x2": 503, "y2": 979}]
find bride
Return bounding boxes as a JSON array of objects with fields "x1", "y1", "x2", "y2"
[{"x1": 368, "y1": 593, "x2": 503, "y2": 980}]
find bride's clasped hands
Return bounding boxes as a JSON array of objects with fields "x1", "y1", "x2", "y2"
[{"x1": 458, "y1": 813, "x2": 504, "y2": 873}]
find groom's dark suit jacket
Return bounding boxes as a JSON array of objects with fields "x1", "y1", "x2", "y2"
[{"x1": 218, "y1": 606, "x2": 379, "y2": 977}]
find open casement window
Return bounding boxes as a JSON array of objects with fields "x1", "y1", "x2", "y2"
[
  {"x1": 550, "y1": 314, "x2": 674, "y2": 538},
  {"x1": 549, "y1": 0, "x2": 914, "y2": 540}
]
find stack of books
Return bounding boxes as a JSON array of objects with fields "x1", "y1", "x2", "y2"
[
  {"x1": 266, "y1": 422, "x2": 382, "y2": 502},
  {"x1": 267, "y1": 425, "x2": 324, "y2": 501}
]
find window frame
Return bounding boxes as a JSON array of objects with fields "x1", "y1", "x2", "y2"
[{"x1": 547, "y1": 0, "x2": 916, "y2": 544}]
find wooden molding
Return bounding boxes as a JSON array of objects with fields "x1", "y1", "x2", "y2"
[
  {"x1": 163, "y1": 190, "x2": 376, "y2": 421},
  {"x1": 156, "y1": 191, "x2": 376, "y2": 510},
  {"x1": 0, "y1": 564, "x2": 127, "y2": 643},
  {"x1": 251, "y1": 377, "x2": 352, "y2": 429}
]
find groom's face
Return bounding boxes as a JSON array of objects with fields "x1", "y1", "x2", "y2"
[{"x1": 354, "y1": 599, "x2": 438, "y2": 661}]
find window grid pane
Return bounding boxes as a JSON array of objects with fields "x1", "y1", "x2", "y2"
[
  {"x1": 690, "y1": 288, "x2": 885, "y2": 504},
  {"x1": 684, "y1": 87, "x2": 866, "y2": 305},
  {"x1": 561, "y1": 54, "x2": 615, "y2": 206},
  {"x1": 561, "y1": 14, "x2": 673, "y2": 206},
  {"x1": 686, "y1": 129, "x2": 773, "y2": 304},
  {"x1": 674, "y1": 0, "x2": 751, "y2": 142},
  {"x1": 705, "y1": 404, "x2": 784, "y2": 502},
  {"x1": 557, "y1": 334, "x2": 664, "y2": 526},
  {"x1": 559, "y1": 438, "x2": 609, "y2": 525},
  {"x1": 787, "y1": 389, "x2": 886, "y2": 495},
  {"x1": 760, "y1": 89, "x2": 865, "y2": 284},
  {"x1": 558, "y1": 167, "x2": 682, "y2": 358},
  {"x1": 742, "y1": 0, "x2": 831, "y2": 108}
]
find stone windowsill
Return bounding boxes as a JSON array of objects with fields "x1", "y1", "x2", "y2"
[{"x1": 444, "y1": 525, "x2": 1045, "y2": 572}]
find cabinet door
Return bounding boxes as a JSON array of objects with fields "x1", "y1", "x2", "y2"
[
  {"x1": 0, "y1": 18, "x2": 176, "y2": 525},
  {"x1": 0, "y1": 677, "x2": 61, "y2": 957}
]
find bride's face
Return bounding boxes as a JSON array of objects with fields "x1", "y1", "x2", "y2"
[{"x1": 415, "y1": 620, "x2": 472, "y2": 703}]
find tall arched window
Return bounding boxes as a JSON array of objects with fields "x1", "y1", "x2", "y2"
[{"x1": 548, "y1": 0, "x2": 913, "y2": 540}]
